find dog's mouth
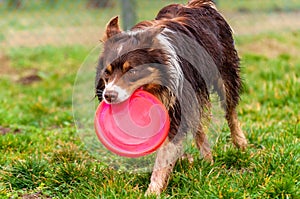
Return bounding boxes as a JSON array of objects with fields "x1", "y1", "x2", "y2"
[{"x1": 103, "y1": 86, "x2": 144, "y2": 105}]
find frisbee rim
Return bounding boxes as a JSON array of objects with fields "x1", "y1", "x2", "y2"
[{"x1": 94, "y1": 90, "x2": 170, "y2": 158}]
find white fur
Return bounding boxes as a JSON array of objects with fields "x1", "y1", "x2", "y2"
[
  {"x1": 103, "y1": 80, "x2": 130, "y2": 104},
  {"x1": 105, "y1": 78, "x2": 116, "y2": 89},
  {"x1": 112, "y1": 85, "x2": 130, "y2": 102},
  {"x1": 156, "y1": 29, "x2": 184, "y2": 96},
  {"x1": 126, "y1": 29, "x2": 146, "y2": 36},
  {"x1": 117, "y1": 45, "x2": 123, "y2": 55}
]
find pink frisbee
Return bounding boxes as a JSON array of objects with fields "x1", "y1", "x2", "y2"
[{"x1": 94, "y1": 90, "x2": 170, "y2": 158}]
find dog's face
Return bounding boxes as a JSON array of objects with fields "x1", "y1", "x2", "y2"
[
  {"x1": 96, "y1": 17, "x2": 170, "y2": 104},
  {"x1": 100, "y1": 51, "x2": 165, "y2": 104}
]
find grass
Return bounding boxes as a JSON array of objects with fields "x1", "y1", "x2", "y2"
[{"x1": 0, "y1": 1, "x2": 300, "y2": 198}]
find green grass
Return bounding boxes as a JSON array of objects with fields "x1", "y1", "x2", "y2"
[{"x1": 1, "y1": 1, "x2": 300, "y2": 199}]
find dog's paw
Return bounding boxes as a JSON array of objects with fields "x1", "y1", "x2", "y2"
[
  {"x1": 145, "y1": 184, "x2": 162, "y2": 197},
  {"x1": 233, "y1": 134, "x2": 248, "y2": 150},
  {"x1": 204, "y1": 152, "x2": 214, "y2": 165},
  {"x1": 181, "y1": 153, "x2": 194, "y2": 164}
]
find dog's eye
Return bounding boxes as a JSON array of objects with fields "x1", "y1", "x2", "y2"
[
  {"x1": 128, "y1": 68, "x2": 137, "y2": 75},
  {"x1": 103, "y1": 70, "x2": 110, "y2": 78}
]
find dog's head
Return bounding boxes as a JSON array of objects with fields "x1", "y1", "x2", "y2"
[{"x1": 95, "y1": 16, "x2": 174, "y2": 104}]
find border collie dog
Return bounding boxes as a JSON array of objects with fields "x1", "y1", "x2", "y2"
[{"x1": 95, "y1": 0, "x2": 247, "y2": 195}]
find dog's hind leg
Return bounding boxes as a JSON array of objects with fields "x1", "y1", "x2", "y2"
[
  {"x1": 194, "y1": 125, "x2": 213, "y2": 162},
  {"x1": 226, "y1": 107, "x2": 247, "y2": 149},
  {"x1": 145, "y1": 138, "x2": 182, "y2": 196},
  {"x1": 194, "y1": 90, "x2": 213, "y2": 162},
  {"x1": 216, "y1": 76, "x2": 247, "y2": 149}
]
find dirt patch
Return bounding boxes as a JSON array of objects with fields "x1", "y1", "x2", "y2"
[
  {"x1": 0, "y1": 54, "x2": 16, "y2": 75},
  {"x1": 0, "y1": 126, "x2": 11, "y2": 135},
  {"x1": 2, "y1": 26, "x2": 103, "y2": 48},
  {"x1": 238, "y1": 38, "x2": 300, "y2": 58},
  {"x1": 0, "y1": 54, "x2": 21, "y2": 81},
  {"x1": 0, "y1": 57, "x2": 42, "y2": 84},
  {"x1": 0, "y1": 126, "x2": 21, "y2": 135},
  {"x1": 16, "y1": 68, "x2": 42, "y2": 85},
  {"x1": 21, "y1": 192, "x2": 51, "y2": 199},
  {"x1": 226, "y1": 11, "x2": 300, "y2": 36},
  {"x1": 18, "y1": 73, "x2": 42, "y2": 85}
]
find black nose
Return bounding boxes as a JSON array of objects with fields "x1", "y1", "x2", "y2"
[{"x1": 104, "y1": 90, "x2": 118, "y2": 103}]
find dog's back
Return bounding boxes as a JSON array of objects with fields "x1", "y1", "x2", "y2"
[
  {"x1": 132, "y1": 0, "x2": 241, "y2": 101},
  {"x1": 131, "y1": 0, "x2": 241, "y2": 111}
]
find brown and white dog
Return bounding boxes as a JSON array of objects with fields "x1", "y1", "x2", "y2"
[{"x1": 95, "y1": 0, "x2": 247, "y2": 195}]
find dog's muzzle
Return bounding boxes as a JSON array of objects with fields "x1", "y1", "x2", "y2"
[{"x1": 104, "y1": 90, "x2": 118, "y2": 103}]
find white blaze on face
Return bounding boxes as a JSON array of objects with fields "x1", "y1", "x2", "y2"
[
  {"x1": 112, "y1": 85, "x2": 130, "y2": 102},
  {"x1": 103, "y1": 78, "x2": 130, "y2": 104},
  {"x1": 105, "y1": 78, "x2": 116, "y2": 90}
]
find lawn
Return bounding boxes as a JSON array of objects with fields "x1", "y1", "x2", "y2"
[{"x1": 0, "y1": 1, "x2": 299, "y2": 198}]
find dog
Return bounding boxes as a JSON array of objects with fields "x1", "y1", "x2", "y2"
[{"x1": 95, "y1": 0, "x2": 247, "y2": 195}]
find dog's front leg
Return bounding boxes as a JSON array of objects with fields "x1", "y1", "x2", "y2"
[{"x1": 145, "y1": 138, "x2": 182, "y2": 196}]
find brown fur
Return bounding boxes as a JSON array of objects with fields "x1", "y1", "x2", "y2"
[{"x1": 95, "y1": 0, "x2": 247, "y2": 195}]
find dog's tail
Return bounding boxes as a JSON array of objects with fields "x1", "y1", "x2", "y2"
[{"x1": 187, "y1": 0, "x2": 217, "y2": 9}]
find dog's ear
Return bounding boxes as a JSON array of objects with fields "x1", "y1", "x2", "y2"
[
  {"x1": 103, "y1": 16, "x2": 122, "y2": 41},
  {"x1": 137, "y1": 26, "x2": 165, "y2": 45},
  {"x1": 144, "y1": 26, "x2": 166, "y2": 48},
  {"x1": 148, "y1": 26, "x2": 165, "y2": 38}
]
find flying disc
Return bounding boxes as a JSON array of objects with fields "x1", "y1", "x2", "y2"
[{"x1": 94, "y1": 90, "x2": 170, "y2": 158}]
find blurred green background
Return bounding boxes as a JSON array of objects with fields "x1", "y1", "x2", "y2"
[
  {"x1": 0, "y1": 1, "x2": 299, "y2": 198},
  {"x1": 1, "y1": 0, "x2": 300, "y2": 47}
]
